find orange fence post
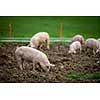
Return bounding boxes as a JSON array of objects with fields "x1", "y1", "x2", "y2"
[
  {"x1": 9, "y1": 17, "x2": 12, "y2": 38},
  {"x1": 60, "y1": 23, "x2": 62, "y2": 42}
]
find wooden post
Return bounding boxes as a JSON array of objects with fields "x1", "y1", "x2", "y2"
[
  {"x1": 9, "y1": 17, "x2": 12, "y2": 38},
  {"x1": 60, "y1": 23, "x2": 62, "y2": 42}
]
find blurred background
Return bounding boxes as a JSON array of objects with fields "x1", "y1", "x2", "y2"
[{"x1": 0, "y1": 16, "x2": 100, "y2": 42}]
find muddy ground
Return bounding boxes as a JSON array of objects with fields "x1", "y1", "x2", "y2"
[{"x1": 0, "y1": 43, "x2": 100, "y2": 83}]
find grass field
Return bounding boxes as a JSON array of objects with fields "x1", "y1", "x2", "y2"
[
  {"x1": 65, "y1": 72, "x2": 100, "y2": 81},
  {"x1": 0, "y1": 16, "x2": 100, "y2": 39}
]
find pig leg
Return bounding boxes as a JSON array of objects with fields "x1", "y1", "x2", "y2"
[
  {"x1": 96, "y1": 49, "x2": 99, "y2": 54},
  {"x1": 16, "y1": 56, "x2": 23, "y2": 70},
  {"x1": 27, "y1": 44, "x2": 30, "y2": 47},
  {"x1": 22, "y1": 60, "x2": 26, "y2": 70},
  {"x1": 29, "y1": 61, "x2": 38, "y2": 74},
  {"x1": 46, "y1": 39, "x2": 50, "y2": 49},
  {"x1": 19, "y1": 65, "x2": 23, "y2": 70},
  {"x1": 85, "y1": 47, "x2": 89, "y2": 54},
  {"x1": 93, "y1": 49, "x2": 96, "y2": 55},
  {"x1": 38, "y1": 43, "x2": 43, "y2": 50},
  {"x1": 32, "y1": 63, "x2": 36, "y2": 71},
  {"x1": 32, "y1": 60, "x2": 37, "y2": 72}
]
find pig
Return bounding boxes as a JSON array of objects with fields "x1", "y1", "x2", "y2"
[
  {"x1": 72, "y1": 34, "x2": 85, "y2": 45},
  {"x1": 68, "y1": 41, "x2": 82, "y2": 54},
  {"x1": 15, "y1": 46, "x2": 55, "y2": 72},
  {"x1": 85, "y1": 38, "x2": 100, "y2": 55},
  {"x1": 95, "y1": 39, "x2": 100, "y2": 53},
  {"x1": 29, "y1": 32, "x2": 50, "y2": 49}
]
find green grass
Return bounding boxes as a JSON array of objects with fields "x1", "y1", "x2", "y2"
[
  {"x1": 0, "y1": 16, "x2": 100, "y2": 38},
  {"x1": 65, "y1": 72, "x2": 100, "y2": 80}
]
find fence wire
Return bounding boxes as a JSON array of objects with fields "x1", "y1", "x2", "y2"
[{"x1": 0, "y1": 37, "x2": 72, "y2": 43}]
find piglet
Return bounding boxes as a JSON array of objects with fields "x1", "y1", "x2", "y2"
[
  {"x1": 85, "y1": 38, "x2": 100, "y2": 55},
  {"x1": 72, "y1": 34, "x2": 84, "y2": 45},
  {"x1": 68, "y1": 41, "x2": 82, "y2": 54},
  {"x1": 29, "y1": 32, "x2": 50, "y2": 49}
]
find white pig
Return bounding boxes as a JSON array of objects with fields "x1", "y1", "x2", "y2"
[
  {"x1": 68, "y1": 41, "x2": 82, "y2": 54},
  {"x1": 15, "y1": 46, "x2": 55, "y2": 72},
  {"x1": 72, "y1": 34, "x2": 84, "y2": 45},
  {"x1": 85, "y1": 38, "x2": 100, "y2": 55},
  {"x1": 95, "y1": 39, "x2": 100, "y2": 53},
  {"x1": 29, "y1": 32, "x2": 50, "y2": 49}
]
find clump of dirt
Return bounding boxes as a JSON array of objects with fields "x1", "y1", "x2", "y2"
[{"x1": 0, "y1": 43, "x2": 100, "y2": 83}]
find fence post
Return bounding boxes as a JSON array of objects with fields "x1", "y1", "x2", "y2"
[
  {"x1": 60, "y1": 23, "x2": 62, "y2": 42},
  {"x1": 9, "y1": 17, "x2": 12, "y2": 38}
]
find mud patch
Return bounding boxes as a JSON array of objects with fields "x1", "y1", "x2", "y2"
[{"x1": 0, "y1": 43, "x2": 100, "y2": 83}]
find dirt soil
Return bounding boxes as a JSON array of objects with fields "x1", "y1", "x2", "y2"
[{"x1": 0, "y1": 43, "x2": 100, "y2": 83}]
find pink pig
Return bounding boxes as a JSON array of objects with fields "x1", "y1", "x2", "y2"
[
  {"x1": 72, "y1": 34, "x2": 84, "y2": 45},
  {"x1": 29, "y1": 32, "x2": 50, "y2": 49},
  {"x1": 15, "y1": 46, "x2": 55, "y2": 72},
  {"x1": 85, "y1": 38, "x2": 100, "y2": 55},
  {"x1": 68, "y1": 41, "x2": 82, "y2": 54}
]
